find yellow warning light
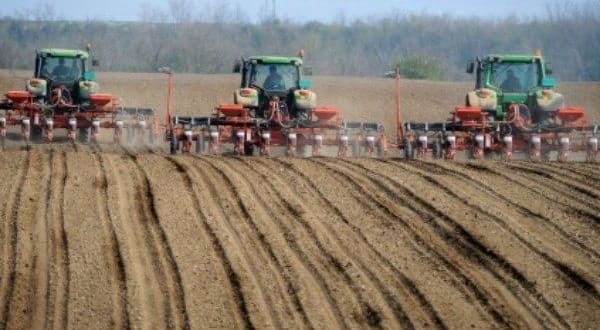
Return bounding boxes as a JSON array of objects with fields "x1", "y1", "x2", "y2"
[{"x1": 534, "y1": 49, "x2": 543, "y2": 57}]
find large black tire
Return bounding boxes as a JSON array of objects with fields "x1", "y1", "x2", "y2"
[{"x1": 170, "y1": 134, "x2": 178, "y2": 154}]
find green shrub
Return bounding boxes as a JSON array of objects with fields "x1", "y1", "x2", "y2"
[{"x1": 394, "y1": 55, "x2": 446, "y2": 80}]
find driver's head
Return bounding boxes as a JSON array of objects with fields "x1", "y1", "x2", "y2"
[
  {"x1": 59, "y1": 58, "x2": 65, "y2": 65},
  {"x1": 269, "y1": 65, "x2": 277, "y2": 74},
  {"x1": 507, "y1": 69, "x2": 514, "y2": 78}
]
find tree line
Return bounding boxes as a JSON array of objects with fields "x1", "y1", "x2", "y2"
[{"x1": 0, "y1": 1, "x2": 598, "y2": 81}]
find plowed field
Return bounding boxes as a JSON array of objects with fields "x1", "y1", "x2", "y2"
[
  {"x1": 0, "y1": 146, "x2": 598, "y2": 329},
  {"x1": 0, "y1": 71, "x2": 599, "y2": 328}
]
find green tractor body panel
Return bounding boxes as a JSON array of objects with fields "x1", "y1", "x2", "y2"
[
  {"x1": 30, "y1": 48, "x2": 99, "y2": 102},
  {"x1": 469, "y1": 53, "x2": 554, "y2": 120},
  {"x1": 233, "y1": 55, "x2": 316, "y2": 116}
]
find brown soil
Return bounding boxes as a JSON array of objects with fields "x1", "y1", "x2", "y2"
[{"x1": 0, "y1": 70, "x2": 599, "y2": 328}]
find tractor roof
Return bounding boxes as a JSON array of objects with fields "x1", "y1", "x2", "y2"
[
  {"x1": 248, "y1": 56, "x2": 303, "y2": 65},
  {"x1": 38, "y1": 48, "x2": 90, "y2": 59},
  {"x1": 486, "y1": 54, "x2": 543, "y2": 62}
]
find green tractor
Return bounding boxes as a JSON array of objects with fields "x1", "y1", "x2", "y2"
[
  {"x1": 403, "y1": 51, "x2": 598, "y2": 161},
  {"x1": 168, "y1": 53, "x2": 386, "y2": 156},
  {"x1": 0, "y1": 47, "x2": 156, "y2": 144}
]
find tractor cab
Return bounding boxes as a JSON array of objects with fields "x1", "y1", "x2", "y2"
[
  {"x1": 465, "y1": 52, "x2": 562, "y2": 122},
  {"x1": 29, "y1": 48, "x2": 100, "y2": 105},
  {"x1": 233, "y1": 56, "x2": 315, "y2": 119}
]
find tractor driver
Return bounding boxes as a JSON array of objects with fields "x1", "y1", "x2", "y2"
[
  {"x1": 501, "y1": 69, "x2": 522, "y2": 92},
  {"x1": 51, "y1": 58, "x2": 70, "y2": 80},
  {"x1": 263, "y1": 65, "x2": 285, "y2": 90}
]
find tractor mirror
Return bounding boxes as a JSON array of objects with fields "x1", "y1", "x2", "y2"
[
  {"x1": 233, "y1": 61, "x2": 241, "y2": 73},
  {"x1": 545, "y1": 63, "x2": 553, "y2": 75},
  {"x1": 542, "y1": 77, "x2": 556, "y2": 88},
  {"x1": 303, "y1": 66, "x2": 313, "y2": 76},
  {"x1": 92, "y1": 58, "x2": 100, "y2": 67},
  {"x1": 466, "y1": 61, "x2": 475, "y2": 74},
  {"x1": 83, "y1": 71, "x2": 96, "y2": 81},
  {"x1": 299, "y1": 78, "x2": 312, "y2": 89}
]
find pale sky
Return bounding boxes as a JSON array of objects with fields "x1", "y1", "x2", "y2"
[{"x1": 0, "y1": 0, "x2": 588, "y2": 22}]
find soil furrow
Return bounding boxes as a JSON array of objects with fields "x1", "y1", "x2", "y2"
[
  {"x1": 414, "y1": 160, "x2": 600, "y2": 261},
  {"x1": 93, "y1": 153, "x2": 130, "y2": 329},
  {"x1": 498, "y1": 162, "x2": 600, "y2": 214},
  {"x1": 30, "y1": 150, "x2": 53, "y2": 330},
  {"x1": 5, "y1": 151, "x2": 48, "y2": 329},
  {"x1": 224, "y1": 155, "x2": 403, "y2": 328},
  {"x1": 199, "y1": 156, "x2": 340, "y2": 329},
  {"x1": 47, "y1": 151, "x2": 70, "y2": 329},
  {"x1": 359, "y1": 158, "x2": 591, "y2": 327},
  {"x1": 0, "y1": 151, "x2": 28, "y2": 329},
  {"x1": 174, "y1": 155, "x2": 281, "y2": 328},
  {"x1": 470, "y1": 162, "x2": 600, "y2": 233},
  {"x1": 160, "y1": 156, "x2": 254, "y2": 329},
  {"x1": 195, "y1": 158, "x2": 341, "y2": 325},
  {"x1": 315, "y1": 157, "x2": 554, "y2": 328},
  {"x1": 125, "y1": 153, "x2": 191, "y2": 329},
  {"x1": 265, "y1": 157, "x2": 478, "y2": 328},
  {"x1": 103, "y1": 153, "x2": 168, "y2": 328},
  {"x1": 543, "y1": 162, "x2": 600, "y2": 190},
  {"x1": 394, "y1": 161, "x2": 600, "y2": 299},
  {"x1": 247, "y1": 157, "x2": 440, "y2": 328},
  {"x1": 285, "y1": 157, "x2": 506, "y2": 327}
]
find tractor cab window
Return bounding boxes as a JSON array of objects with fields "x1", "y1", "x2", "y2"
[
  {"x1": 40, "y1": 57, "x2": 82, "y2": 81},
  {"x1": 490, "y1": 61, "x2": 539, "y2": 93},
  {"x1": 251, "y1": 63, "x2": 298, "y2": 91}
]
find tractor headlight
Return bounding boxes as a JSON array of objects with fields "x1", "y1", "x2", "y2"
[
  {"x1": 116, "y1": 120, "x2": 124, "y2": 128},
  {"x1": 184, "y1": 130, "x2": 193, "y2": 137}
]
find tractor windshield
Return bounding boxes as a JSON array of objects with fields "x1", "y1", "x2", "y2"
[
  {"x1": 490, "y1": 61, "x2": 539, "y2": 93},
  {"x1": 39, "y1": 56, "x2": 83, "y2": 81},
  {"x1": 251, "y1": 63, "x2": 299, "y2": 91}
]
